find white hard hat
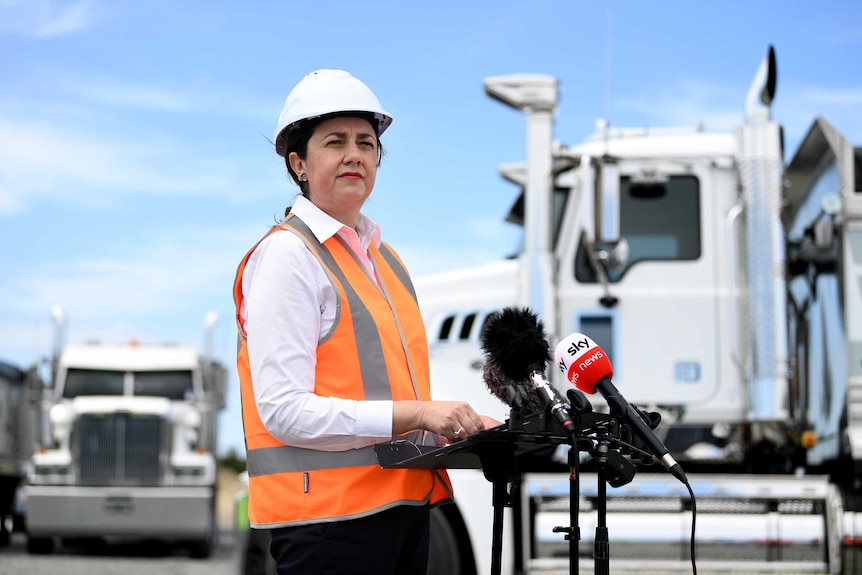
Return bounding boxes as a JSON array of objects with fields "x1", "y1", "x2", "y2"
[{"x1": 274, "y1": 69, "x2": 393, "y2": 157}]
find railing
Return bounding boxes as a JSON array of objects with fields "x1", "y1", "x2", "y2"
[{"x1": 525, "y1": 472, "x2": 838, "y2": 574}]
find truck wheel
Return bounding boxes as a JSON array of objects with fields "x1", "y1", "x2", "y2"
[
  {"x1": 26, "y1": 536, "x2": 55, "y2": 555},
  {"x1": 428, "y1": 507, "x2": 461, "y2": 575},
  {"x1": 188, "y1": 536, "x2": 213, "y2": 559},
  {"x1": 188, "y1": 515, "x2": 217, "y2": 559}
]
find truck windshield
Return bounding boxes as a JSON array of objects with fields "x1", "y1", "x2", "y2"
[
  {"x1": 63, "y1": 369, "x2": 124, "y2": 397},
  {"x1": 134, "y1": 370, "x2": 194, "y2": 400}
]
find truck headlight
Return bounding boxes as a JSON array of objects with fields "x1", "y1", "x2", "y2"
[
  {"x1": 182, "y1": 408, "x2": 202, "y2": 448},
  {"x1": 173, "y1": 465, "x2": 205, "y2": 477},
  {"x1": 184, "y1": 427, "x2": 200, "y2": 447},
  {"x1": 48, "y1": 403, "x2": 72, "y2": 446},
  {"x1": 35, "y1": 464, "x2": 70, "y2": 476}
]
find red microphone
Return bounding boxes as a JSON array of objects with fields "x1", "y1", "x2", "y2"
[
  {"x1": 554, "y1": 333, "x2": 687, "y2": 484},
  {"x1": 556, "y1": 334, "x2": 614, "y2": 394}
]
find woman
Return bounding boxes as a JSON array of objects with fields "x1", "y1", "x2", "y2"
[{"x1": 233, "y1": 69, "x2": 494, "y2": 574}]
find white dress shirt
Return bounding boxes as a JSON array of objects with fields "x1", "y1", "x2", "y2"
[{"x1": 239, "y1": 195, "x2": 394, "y2": 451}]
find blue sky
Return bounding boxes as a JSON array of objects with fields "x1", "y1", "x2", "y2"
[{"x1": 1, "y1": 0, "x2": 860, "y2": 458}]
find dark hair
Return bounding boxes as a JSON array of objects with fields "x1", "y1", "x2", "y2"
[{"x1": 282, "y1": 112, "x2": 386, "y2": 198}]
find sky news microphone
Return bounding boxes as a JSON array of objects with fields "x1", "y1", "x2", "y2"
[
  {"x1": 480, "y1": 307, "x2": 576, "y2": 434},
  {"x1": 553, "y1": 333, "x2": 688, "y2": 484}
]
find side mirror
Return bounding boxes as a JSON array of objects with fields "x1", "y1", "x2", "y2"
[
  {"x1": 596, "y1": 238, "x2": 630, "y2": 273},
  {"x1": 598, "y1": 159, "x2": 620, "y2": 244},
  {"x1": 813, "y1": 193, "x2": 842, "y2": 249}
]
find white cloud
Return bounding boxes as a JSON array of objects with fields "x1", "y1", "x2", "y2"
[
  {"x1": 799, "y1": 86, "x2": 862, "y2": 107},
  {"x1": 612, "y1": 77, "x2": 862, "y2": 155},
  {"x1": 64, "y1": 79, "x2": 191, "y2": 111},
  {"x1": 398, "y1": 242, "x2": 515, "y2": 280},
  {"x1": 0, "y1": 222, "x2": 256, "y2": 318},
  {"x1": 0, "y1": 115, "x2": 278, "y2": 215},
  {"x1": 51, "y1": 73, "x2": 276, "y2": 121},
  {"x1": 468, "y1": 215, "x2": 517, "y2": 243},
  {"x1": 0, "y1": 0, "x2": 98, "y2": 38},
  {"x1": 777, "y1": 85, "x2": 862, "y2": 154},
  {"x1": 614, "y1": 78, "x2": 743, "y2": 133}
]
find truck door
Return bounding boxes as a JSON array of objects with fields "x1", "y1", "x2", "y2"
[{"x1": 555, "y1": 159, "x2": 739, "y2": 419}]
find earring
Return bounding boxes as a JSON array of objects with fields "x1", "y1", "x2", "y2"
[{"x1": 298, "y1": 172, "x2": 308, "y2": 182}]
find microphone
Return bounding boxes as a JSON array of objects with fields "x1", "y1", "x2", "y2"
[
  {"x1": 553, "y1": 333, "x2": 688, "y2": 484},
  {"x1": 480, "y1": 307, "x2": 576, "y2": 434},
  {"x1": 566, "y1": 387, "x2": 592, "y2": 414},
  {"x1": 481, "y1": 357, "x2": 531, "y2": 410}
]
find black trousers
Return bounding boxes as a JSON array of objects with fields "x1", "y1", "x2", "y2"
[{"x1": 270, "y1": 504, "x2": 430, "y2": 575}]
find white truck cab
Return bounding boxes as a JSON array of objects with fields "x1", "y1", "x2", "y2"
[{"x1": 26, "y1": 340, "x2": 226, "y2": 557}]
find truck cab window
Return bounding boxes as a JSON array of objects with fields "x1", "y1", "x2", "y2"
[
  {"x1": 508, "y1": 187, "x2": 571, "y2": 256},
  {"x1": 575, "y1": 174, "x2": 701, "y2": 282},
  {"x1": 134, "y1": 370, "x2": 194, "y2": 400},
  {"x1": 62, "y1": 369, "x2": 124, "y2": 397}
]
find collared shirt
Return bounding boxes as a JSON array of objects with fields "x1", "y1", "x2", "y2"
[{"x1": 239, "y1": 195, "x2": 393, "y2": 451}]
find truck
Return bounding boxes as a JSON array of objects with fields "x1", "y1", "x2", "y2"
[
  {"x1": 25, "y1": 310, "x2": 227, "y2": 557},
  {"x1": 0, "y1": 358, "x2": 34, "y2": 547},
  {"x1": 413, "y1": 45, "x2": 862, "y2": 575},
  {"x1": 235, "y1": 46, "x2": 860, "y2": 574}
]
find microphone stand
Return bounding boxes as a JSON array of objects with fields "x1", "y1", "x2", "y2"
[
  {"x1": 589, "y1": 416, "x2": 637, "y2": 575},
  {"x1": 551, "y1": 396, "x2": 598, "y2": 575},
  {"x1": 485, "y1": 409, "x2": 525, "y2": 575},
  {"x1": 552, "y1": 431, "x2": 582, "y2": 575},
  {"x1": 556, "y1": 403, "x2": 632, "y2": 575},
  {"x1": 487, "y1": 458, "x2": 515, "y2": 575},
  {"x1": 592, "y1": 432, "x2": 611, "y2": 575}
]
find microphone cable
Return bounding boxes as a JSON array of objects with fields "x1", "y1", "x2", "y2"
[{"x1": 685, "y1": 479, "x2": 697, "y2": 575}]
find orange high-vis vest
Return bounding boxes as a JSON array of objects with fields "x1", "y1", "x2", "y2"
[{"x1": 233, "y1": 214, "x2": 452, "y2": 528}]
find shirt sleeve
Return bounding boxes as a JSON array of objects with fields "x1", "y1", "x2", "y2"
[{"x1": 242, "y1": 231, "x2": 393, "y2": 450}]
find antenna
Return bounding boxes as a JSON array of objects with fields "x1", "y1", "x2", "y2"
[
  {"x1": 603, "y1": 10, "x2": 613, "y2": 125},
  {"x1": 204, "y1": 311, "x2": 219, "y2": 360}
]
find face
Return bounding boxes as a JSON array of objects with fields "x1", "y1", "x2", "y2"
[{"x1": 288, "y1": 115, "x2": 378, "y2": 227}]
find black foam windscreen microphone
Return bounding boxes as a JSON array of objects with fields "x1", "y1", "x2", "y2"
[
  {"x1": 481, "y1": 358, "x2": 531, "y2": 410},
  {"x1": 480, "y1": 308, "x2": 538, "y2": 411},
  {"x1": 480, "y1": 307, "x2": 576, "y2": 433}
]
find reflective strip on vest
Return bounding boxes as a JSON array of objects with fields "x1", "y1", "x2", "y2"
[
  {"x1": 248, "y1": 444, "x2": 378, "y2": 476},
  {"x1": 247, "y1": 430, "x2": 433, "y2": 477},
  {"x1": 284, "y1": 216, "x2": 390, "y2": 399},
  {"x1": 377, "y1": 243, "x2": 417, "y2": 302},
  {"x1": 367, "y1": 243, "x2": 424, "y2": 403}
]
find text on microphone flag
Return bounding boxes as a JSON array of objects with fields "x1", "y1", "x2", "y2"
[{"x1": 553, "y1": 333, "x2": 613, "y2": 394}]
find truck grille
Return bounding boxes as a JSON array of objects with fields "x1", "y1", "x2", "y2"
[{"x1": 74, "y1": 413, "x2": 167, "y2": 486}]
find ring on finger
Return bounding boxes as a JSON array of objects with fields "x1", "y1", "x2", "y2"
[{"x1": 454, "y1": 426, "x2": 464, "y2": 437}]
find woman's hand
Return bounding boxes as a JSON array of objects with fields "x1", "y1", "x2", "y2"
[{"x1": 394, "y1": 400, "x2": 496, "y2": 443}]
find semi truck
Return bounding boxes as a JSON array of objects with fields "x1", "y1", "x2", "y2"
[
  {"x1": 0, "y1": 358, "x2": 34, "y2": 547},
  {"x1": 414, "y1": 45, "x2": 862, "y2": 575},
  {"x1": 236, "y1": 46, "x2": 860, "y2": 574},
  {"x1": 25, "y1": 310, "x2": 227, "y2": 557}
]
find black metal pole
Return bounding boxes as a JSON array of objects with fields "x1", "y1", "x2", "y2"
[
  {"x1": 552, "y1": 436, "x2": 583, "y2": 575},
  {"x1": 594, "y1": 439, "x2": 610, "y2": 575},
  {"x1": 569, "y1": 439, "x2": 580, "y2": 575},
  {"x1": 490, "y1": 480, "x2": 507, "y2": 575}
]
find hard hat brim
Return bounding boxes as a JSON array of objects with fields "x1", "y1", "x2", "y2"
[{"x1": 274, "y1": 110, "x2": 392, "y2": 157}]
